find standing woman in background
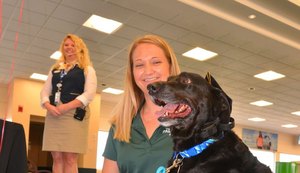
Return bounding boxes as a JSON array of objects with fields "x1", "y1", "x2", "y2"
[
  {"x1": 102, "y1": 34, "x2": 181, "y2": 173},
  {"x1": 256, "y1": 131, "x2": 264, "y2": 149},
  {"x1": 40, "y1": 34, "x2": 97, "y2": 173}
]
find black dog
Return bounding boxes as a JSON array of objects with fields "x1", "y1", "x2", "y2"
[{"x1": 148, "y1": 72, "x2": 272, "y2": 173}]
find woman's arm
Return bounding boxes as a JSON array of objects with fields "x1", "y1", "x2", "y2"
[
  {"x1": 76, "y1": 66, "x2": 97, "y2": 106},
  {"x1": 102, "y1": 158, "x2": 119, "y2": 173},
  {"x1": 102, "y1": 127, "x2": 119, "y2": 173},
  {"x1": 40, "y1": 71, "x2": 61, "y2": 116},
  {"x1": 40, "y1": 70, "x2": 53, "y2": 107}
]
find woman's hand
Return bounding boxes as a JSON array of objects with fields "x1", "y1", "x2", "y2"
[
  {"x1": 56, "y1": 104, "x2": 71, "y2": 115},
  {"x1": 56, "y1": 99, "x2": 83, "y2": 115},
  {"x1": 44, "y1": 102, "x2": 61, "y2": 116}
]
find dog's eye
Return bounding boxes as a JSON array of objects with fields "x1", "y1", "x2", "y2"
[{"x1": 181, "y1": 78, "x2": 192, "y2": 84}]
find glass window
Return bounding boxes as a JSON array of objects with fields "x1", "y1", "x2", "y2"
[
  {"x1": 250, "y1": 149, "x2": 276, "y2": 172},
  {"x1": 279, "y1": 153, "x2": 300, "y2": 162},
  {"x1": 96, "y1": 131, "x2": 109, "y2": 171}
]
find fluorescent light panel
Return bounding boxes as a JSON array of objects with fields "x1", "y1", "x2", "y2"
[
  {"x1": 83, "y1": 15, "x2": 122, "y2": 34},
  {"x1": 30, "y1": 73, "x2": 48, "y2": 81},
  {"x1": 291, "y1": 111, "x2": 300, "y2": 116},
  {"x1": 50, "y1": 51, "x2": 62, "y2": 60},
  {"x1": 102, "y1": 87, "x2": 124, "y2": 95},
  {"x1": 281, "y1": 124, "x2": 298, "y2": 128},
  {"x1": 250, "y1": 100, "x2": 273, "y2": 107},
  {"x1": 182, "y1": 47, "x2": 218, "y2": 61},
  {"x1": 248, "y1": 117, "x2": 266, "y2": 122},
  {"x1": 254, "y1": 70, "x2": 285, "y2": 81}
]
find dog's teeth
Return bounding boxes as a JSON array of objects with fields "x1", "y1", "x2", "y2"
[
  {"x1": 177, "y1": 104, "x2": 188, "y2": 113},
  {"x1": 164, "y1": 112, "x2": 169, "y2": 117}
]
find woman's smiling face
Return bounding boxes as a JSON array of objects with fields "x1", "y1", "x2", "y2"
[
  {"x1": 132, "y1": 43, "x2": 170, "y2": 95},
  {"x1": 63, "y1": 38, "x2": 77, "y2": 62}
]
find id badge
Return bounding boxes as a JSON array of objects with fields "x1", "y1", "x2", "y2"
[{"x1": 54, "y1": 91, "x2": 61, "y2": 105}]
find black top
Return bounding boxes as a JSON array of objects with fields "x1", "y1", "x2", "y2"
[
  {"x1": 49, "y1": 65, "x2": 85, "y2": 105},
  {"x1": 0, "y1": 120, "x2": 28, "y2": 173}
]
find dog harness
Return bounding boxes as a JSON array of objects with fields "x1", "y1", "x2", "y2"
[{"x1": 156, "y1": 139, "x2": 216, "y2": 173}]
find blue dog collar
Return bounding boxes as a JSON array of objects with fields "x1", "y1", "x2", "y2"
[
  {"x1": 156, "y1": 139, "x2": 216, "y2": 173},
  {"x1": 174, "y1": 138, "x2": 216, "y2": 159}
]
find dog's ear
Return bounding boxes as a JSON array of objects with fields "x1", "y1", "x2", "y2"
[{"x1": 205, "y1": 72, "x2": 232, "y2": 124}]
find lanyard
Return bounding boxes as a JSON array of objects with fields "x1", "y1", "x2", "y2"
[
  {"x1": 60, "y1": 69, "x2": 67, "y2": 79},
  {"x1": 54, "y1": 69, "x2": 67, "y2": 106}
]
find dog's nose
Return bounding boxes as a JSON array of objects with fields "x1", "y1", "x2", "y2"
[{"x1": 147, "y1": 83, "x2": 160, "y2": 94}]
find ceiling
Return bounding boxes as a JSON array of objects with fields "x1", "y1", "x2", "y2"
[{"x1": 1, "y1": 0, "x2": 300, "y2": 135}]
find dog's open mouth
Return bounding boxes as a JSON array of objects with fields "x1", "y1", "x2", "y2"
[{"x1": 154, "y1": 98, "x2": 192, "y2": 119}]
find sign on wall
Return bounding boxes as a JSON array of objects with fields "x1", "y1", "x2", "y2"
[{"x1": 242, "y1": 128, "x2": 278, "y2": 151}]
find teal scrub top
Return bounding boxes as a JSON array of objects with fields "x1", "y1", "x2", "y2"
[{"x1": 103, "y1": 111, "x2": 173, "y2": 173}]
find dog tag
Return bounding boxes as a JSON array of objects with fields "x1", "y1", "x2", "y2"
[{"x1": 166, "y1": 158, "x2": 183, "y2": 173}]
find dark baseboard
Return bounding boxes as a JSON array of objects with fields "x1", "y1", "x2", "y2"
[
  {"x1": 78, "y1": 168, "x2": 97, "y2": 173},
  {"x1": 38, "y1": 167, "x2": 97, "y2": 173}
]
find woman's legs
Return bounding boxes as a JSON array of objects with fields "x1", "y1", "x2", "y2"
[
  {"x1": 51, "y1": 151, "x2": 79, "y2": 173},
  {"x1": 51, "y1": 151, "x2": 64, "y2": 173},
  {"x1": 63, "y1": 152, "x2": 79, "y2": 173}
]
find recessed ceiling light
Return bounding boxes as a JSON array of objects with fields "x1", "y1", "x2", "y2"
[
  {"x1": 182, "y1": 47, "x2": 218, "y2": 61},
  {"x1": 30, "y1": 73, "x2": 48, "y2": 81},
  {"x1": 248, "y1": 87, "x2": 255, "y2": 91},
  {"x1": 250, "y1": 100, "x2": 273, "y2": 107},
  {"x1": 281, "y1": 124, "x2": 298, "y2": 128},
  {"x1": 291, "y1": 111, "x2": 300, "y2": 116},
  {"x1": 102, "y1": 87, "x2": 124, "y2": 95},
  {"x1": 248, "y1": 117, "x2": 266, "y2": 122},
  {"x1": 254, "y1": 70, "x2": 285, "y2": 81},
  {"x1": 50, "y1": 51, "x2": 62, "y2": 60},
  {"x1": 248, "y1": 14, "x2": 256, "y2": 19},
  {"x1": 83, "y1": 15, "x2": 122, "y2": 34}
]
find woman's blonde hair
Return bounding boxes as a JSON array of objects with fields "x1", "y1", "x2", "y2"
[
  {"x1": 51, "y1": 34, "x2": 92, "y2": 72},
  {"x1": 111, "y1": 34, "x2": 181, "y2": 142}
]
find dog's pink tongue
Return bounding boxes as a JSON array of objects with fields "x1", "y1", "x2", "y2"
[{"x1": 155, "y1": 103, "x2": 178, "y2": 117}]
